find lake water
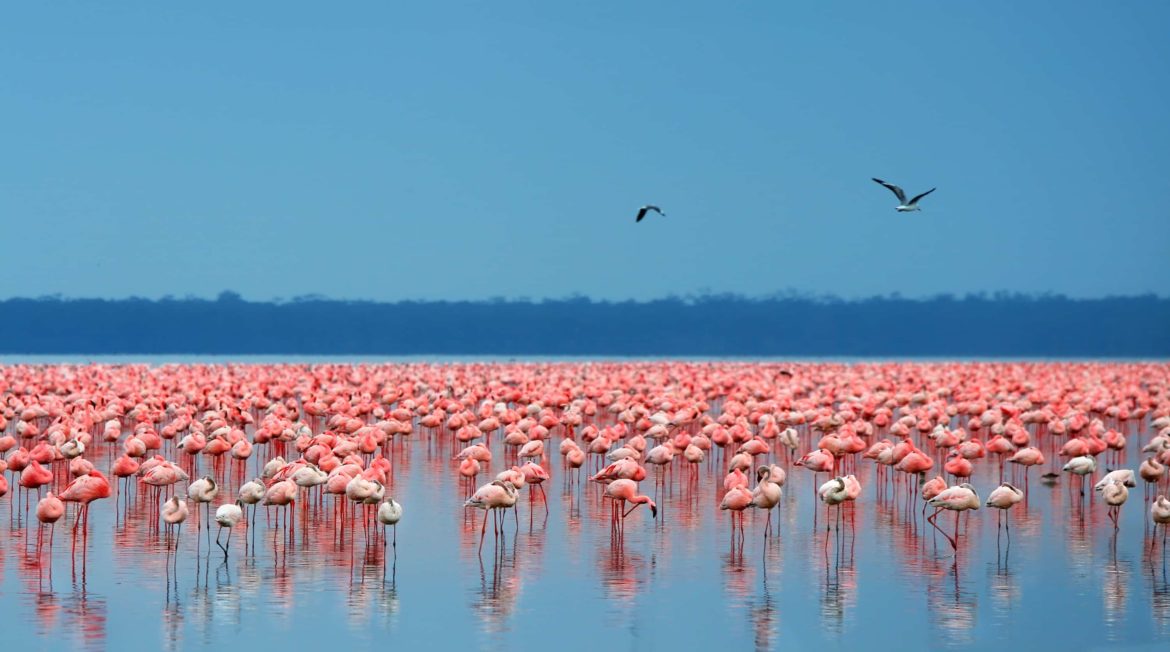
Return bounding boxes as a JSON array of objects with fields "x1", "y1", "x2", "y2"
[{"x1": 1, "y1": 361, "x2": 1169, "y2": 651}]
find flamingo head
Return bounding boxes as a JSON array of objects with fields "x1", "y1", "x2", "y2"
[{"x1": 649, "y1": 501, "x2": 658, "y2": 518}]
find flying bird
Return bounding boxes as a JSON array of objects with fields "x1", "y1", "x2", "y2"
[
  {"x1": 635, "y1": 205, "x2": 665, "y2": 223},
  {"x1": 872, "y1": 179, "x2": 936, "y2": 212}
]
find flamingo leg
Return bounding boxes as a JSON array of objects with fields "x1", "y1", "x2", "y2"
[
  {"x1": 927, "y1": 508, "x2": 957, "y2": 550},
  {"x1": 478, "y1": 508, "x2": 488, "y2": 553},
  {"x1": 953, "y1": 510, "x2": 960, "y2": 552}
]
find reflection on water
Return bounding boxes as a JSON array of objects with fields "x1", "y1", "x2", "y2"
[
  {"x1": 819, "y1": 553, "x2": 857, "y2": 638},
  {"x1": 988, "y1": 561, "x2": 1019, "y2": 622},
  {"x1": 1, "y1": 414, "x2": 1169, "y2": 650},
  {"x1": 1152, "y1": 562, "x2": 1170, "y2": 636},
  {"x1": 1103, "y1": 551, "x2": 1130, "y2": 641},
  {"x1": 927, "y1": 563, "x2": 978, "y2": 648},
  {"x1": 751, "y1": 569, "x2": 780, "y2": 652},
  {"x1": 472, "y1": 536, "x2": 522, "y2": 634}
]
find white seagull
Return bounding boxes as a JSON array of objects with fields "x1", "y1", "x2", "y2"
[
  {"x1": 635, "y1": 205, "x2": 665, "y2": 223},
  {"x1": 872, "y1": 178, "x2": 936, "y2": 212}
]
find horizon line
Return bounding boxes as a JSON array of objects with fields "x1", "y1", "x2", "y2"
[{"x1": 4, "y1": 290, "x2": 1169, "y2": 305}]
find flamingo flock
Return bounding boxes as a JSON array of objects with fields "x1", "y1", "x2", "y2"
[{"x1": 1, "y1": 361, "x2": 1170, "y2": 576}]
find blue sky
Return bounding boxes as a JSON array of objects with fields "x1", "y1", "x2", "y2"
[{"x1": 1, "y1": 1, "x2": 1167, "y2": 301}]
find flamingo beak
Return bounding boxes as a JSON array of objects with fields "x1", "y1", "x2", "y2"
[{"x1": 650, "y1": 504, "x2": 658, "y2": 518}]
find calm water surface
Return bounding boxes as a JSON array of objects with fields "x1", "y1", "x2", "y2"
[{"x1": 1, "y1": 365, "x2": 1169, "y2": 651}]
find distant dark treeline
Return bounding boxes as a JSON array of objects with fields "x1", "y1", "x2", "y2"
[{"x1": 1, "y1": 292, "x2": 1168, "y2": 356}]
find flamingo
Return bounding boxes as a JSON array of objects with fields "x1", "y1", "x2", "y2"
[
  {"x1": 1007, "y1": 446, "x2": 1045, "y2": 492},
  {"x1": 35, "y1": 492, "x2": 65, "y2": 553},
  {"x1": 817, "y1": 477, "x2": 849, "y2": 521},
  {"x1": 19, "y1": 460, "x2": 54, "y2": 497},
  {"x1": 750, "y1": 467, "x2": 782, "y2": 538},
  {"x1": 590, "y1": 459, "x2": 645, "y2": 484},
  {"x1": 187, "y1": 476, "x2": 219, "y2": 545},
  {"x1": 986, "y1": 482, "x2": 1023, "y2": 510},
  {"x1": 720, "y1": 485, "x2": 753, "y2": 536},
  {"x1": 465, "y1": 480, "x2": 519, "y2": 552},
  {"x1": 921, "y1": 475, "x2": 948, "y2": 509},
  {"x1": 377, "y1": 497, "x2": 403, "y2": 548},
  {"x1": 59, "y1": 470, "x2": 112, "y2": 532},
  {"x1": 1100, "y1": 482, "x2": 1128, "y2": 530},
  {"x1": 644, "y1": 444, "x2": 674, "y2": 499},
  {"x1": 926, "y1": 483, "x2": 979, "y2": 551},
  {"x1": 214, "y1": 500, "x2": 245, "y2": 558},
  {"x1": 1094, "y1": 469, "x2": 1136, "y2": 491},
  {"x1": 724, "y1": 468, "x2": 749, "y2": 491},
  {"x1": 262, "y1": 479, "x2": 299, "y2": 537},
  {"x1": 1062, "y1": 455, "x2": 1097, "y2": 498},
  {"x1": 1140, "y1": 457, "x2": 1165, "y2": 483},
  {"x1": 605, "y1": 479, "x2": 657, "y2": 529},
  {"x1": 1152, "y1": 495, "x2": 1170, "y2": 550},
  {"x1": 161, "y1": 496, "x2": 189, "y2": 547},
  {"x1": 985, "y1": 482, "x2": 1023, "y2": 536},
  {"x1": 519, "y1": 462, "x2": 550, "y2": 516}
]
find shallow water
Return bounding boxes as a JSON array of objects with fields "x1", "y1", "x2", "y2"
[{"x1": 2, "y1": 410, "x2": 1170, "y2": 651}]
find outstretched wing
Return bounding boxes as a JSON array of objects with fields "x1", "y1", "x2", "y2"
[
  {"x1": 907, "y1": 187, "x2": 936, "y2": 206},
  {"x1": 636, "y1": 205, "x2": 665, "y2": 222},
  {"x1": 872, "y1": 178, "x2": 906, "y2": 204}
]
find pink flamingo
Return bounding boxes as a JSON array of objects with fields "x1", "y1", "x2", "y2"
[
  {"x1": 464, "y1": 479, "x2": 519, "y2": 552},
  {"x1": 985, "y1": 482, "x2": 1023, "y2": 535},
  {"x1": 59, "y1": 470, "x2": 112, "y2": 532},
  {"x1": 750, "y1": 467, "x2": 783, "y2": 538},
  {"x1": 605, "y1": 479, "x2": 657, "y2": 530},
  {"x1": 35, "y1": 491, "x2": 65, "y2": 553},
  {"x1": 161, "y1": 496, "x2": 189, "y2": 547},
  {"x1": 721, "y1": 485, "x2": 753, "y2": 537},
  {"x1": 926, "y1": 483, "x2": 979, "y2": 551}
]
